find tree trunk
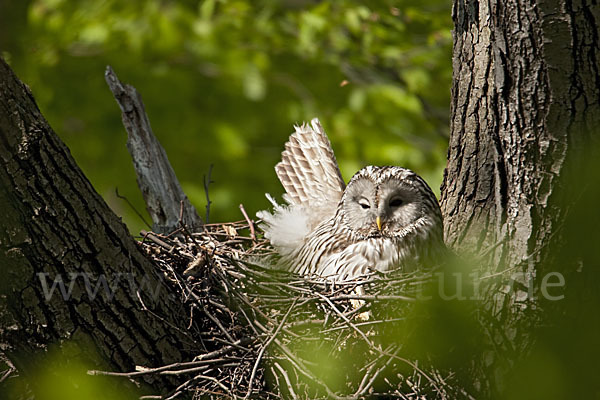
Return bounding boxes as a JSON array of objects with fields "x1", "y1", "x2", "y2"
[
  {"x1": 444, "y1": 0, "x2": 599, "y2": 265},
  {"x1": 442, "y1": 0, "x2": 600, "y2": 395},
  {"x1": 0, "y1": 58, "x2": 198, "y2": 396}
]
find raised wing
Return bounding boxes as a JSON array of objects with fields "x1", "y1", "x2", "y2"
[{"x1": 275, "y1": 118, "x2": 346, "y2": 209}]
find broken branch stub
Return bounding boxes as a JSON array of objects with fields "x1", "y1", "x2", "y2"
[{"x1": 104, "y1": 66, "x2": 203, "y2": 233}]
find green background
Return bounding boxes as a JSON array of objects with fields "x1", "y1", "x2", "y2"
[{"x1": 0, "y1": 0, "x2": 451, "y2": 235}]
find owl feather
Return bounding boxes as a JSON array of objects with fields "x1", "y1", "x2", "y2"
[
  {"x1": 258, "y1": 119, "x2": 445, "y2": 280},
  {"x1": 258, "y1": 119, "x2": 345, "y2": 256},
  {"x1": 276, "y1": 118, "x2": 345, "y2": 211}
]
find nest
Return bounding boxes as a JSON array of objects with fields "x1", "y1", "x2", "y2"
[{"x1": 95, "y1": 220, "x2": 470, "y2": 399}]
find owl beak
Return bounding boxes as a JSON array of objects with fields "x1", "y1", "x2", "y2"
[{"x1": 376, "y1": 216, "x2": 382, "y2": 231}]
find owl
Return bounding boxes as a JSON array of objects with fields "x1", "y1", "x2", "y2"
[{"x1": 257, "y1": 118, "x2": 445, "y2": 281}]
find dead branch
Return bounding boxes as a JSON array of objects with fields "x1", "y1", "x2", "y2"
[{"x1": 104, "y1": 66, "x2": 203, "y2": 233}]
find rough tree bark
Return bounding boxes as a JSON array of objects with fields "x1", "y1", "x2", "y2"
[
  {"x1": 0, "y1": 58, "x2": 201, "y2": 397},
  {"x1": 444, "y1": 0, "x2": 599, "y2": 266},
  {"x1": 441, "y1": 0, "x2": 599, "y2": 395}
]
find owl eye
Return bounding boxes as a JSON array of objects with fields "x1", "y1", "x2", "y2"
[
  {"x1": 389, "y1": 197, "x2": 403, "y2": 208},
  {"x1": 358, "y1": 199, "x2": 371, "y2": 209}
]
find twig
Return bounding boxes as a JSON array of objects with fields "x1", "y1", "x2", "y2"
[
  {"x1": 178, "y1": 200, "x2": 205, "y2": 245},
  {"x1": 204, "y1": 308, "x2": 236, "y2": 344},
  {"x1": 315, "y1": 292, "x2": 373, "y2": 345},
  {"x1": 204, "y1": 164, "x2": 214, "y2": 224},
  {"x1": 104, "y1": 66, "x2": 202, "y2": 233},
  {"x1": 90, "y1": 359, "x2": 214, "y2": 378},
  {"x1": 354, "y1": 346, "x2": 400, "y2": 397},
  {"x1": 141, "y1": 230, "x2": 195, "y2": 260},
  {"x1": 196, "y1": 339, "x2": 252, "y2": 360},
  {"x1": 253, "y1": 320, "x2": 344, "y2": 399},
  {"x1": 328, "y1": 294, "x2": 415, "y2": 302},
  {"x1": 274, "y1": 362, "x2": 298, "y2": 400},
  {"x1": 140, "y1": 230, "x2": 173, "y2": 251},
  {"x1": 316, "y1": 291, "x2": 444, "y2": 394},
  {"x1": 239, "y1": 203, "x2": 256, "y2": 241},
  {"x1": 166, "y1": 373, "x2": 237, "y2": 400},
  {"x1": 0, "y1": 353, "x2": 15, "y2": 384},
  {"x1": 320, "y1": 317, "x2": 406, "y2": 333},
  {"x1": 115, "y1": 187, "x2": 152, "y2": 229},
  {"x1": 245, "y1": 299, "x2": 297, "y2": 399}
]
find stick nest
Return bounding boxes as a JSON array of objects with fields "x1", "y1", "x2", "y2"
[{"x1": 111, "y1": 220, "x2": 470, "y2": 399}]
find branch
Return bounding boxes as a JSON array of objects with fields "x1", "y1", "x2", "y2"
[{"x1": 104, "y1": 66, "x2": 203, "y2": 233}]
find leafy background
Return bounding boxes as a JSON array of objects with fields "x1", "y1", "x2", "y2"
[{"x1": 0, "y1": 0, "x2": 451, "y2": 235}]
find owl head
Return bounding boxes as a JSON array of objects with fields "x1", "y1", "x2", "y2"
[{"x1": 337, "y1": 166, "x2": 443, "y2": 241}]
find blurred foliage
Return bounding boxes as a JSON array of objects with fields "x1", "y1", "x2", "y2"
[
  {"x1": 514, "y1": 141, "x2": 600, "y2": 400},
  {"x1": 0, "y1": 339, "x2": 140, "y2": 400},
  {"x1": 0, "y1": 0, "x2": 451, "y2": 235}
]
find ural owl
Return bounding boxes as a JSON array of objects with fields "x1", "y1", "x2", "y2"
[{"x1": 257, "y1": 119, "x2": 445, "y2": 281}]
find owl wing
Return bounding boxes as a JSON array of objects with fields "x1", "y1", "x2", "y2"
[
  {"x1": 257, "y1": 118, "x2": 345, "y2": 260},
  {"x1": 275, "y1": 118, "x2": 346, "y2": 211}
]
